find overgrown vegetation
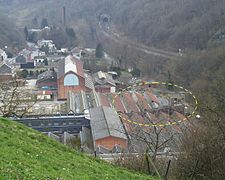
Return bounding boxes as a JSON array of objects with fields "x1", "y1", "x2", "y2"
[
  {"x1": 1, "y1": 0, "x2": 225, "y2": 51},
  {"x1": 168, "y1": 47, "x2": 225, "y2": 179},
  {"x1": 0, "y1": 13, "x2": 25, "y2": 51}
]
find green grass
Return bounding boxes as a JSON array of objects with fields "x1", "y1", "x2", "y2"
[{"x1": 0, "y1": 118, "x2": 157, "y2": 179}]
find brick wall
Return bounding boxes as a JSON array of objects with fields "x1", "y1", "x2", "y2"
[
  {"x1": 57, "y1": 74, "x2": 86, "y2": 100},
  {"x1": 95, "y1": 136, "x2": 127, "y2": 150}
]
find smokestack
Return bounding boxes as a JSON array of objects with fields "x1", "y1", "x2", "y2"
[{"x1": 62, "y1": 6, "x2": 66, "y2": 27}]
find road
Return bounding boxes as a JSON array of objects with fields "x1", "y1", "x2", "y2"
[{"x1": 98, "y1": 22, "x2": 180, "y2": 60}]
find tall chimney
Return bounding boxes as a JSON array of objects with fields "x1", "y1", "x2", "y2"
[{"x1": 62, "y1": 6, "x2": 66, "y2": 27}]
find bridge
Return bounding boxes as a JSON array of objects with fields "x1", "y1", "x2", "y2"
[{"x1": 12, "y1": 114, "x2": 90, "y2": 135}]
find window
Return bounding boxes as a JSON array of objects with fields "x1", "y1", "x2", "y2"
[{"x1": 64, "y1": 74, "x2": 79, "y2": 86}]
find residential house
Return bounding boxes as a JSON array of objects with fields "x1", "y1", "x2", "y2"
[
  {"x1": 30, "y1": 50, "x2": 45, "y2": 60},
  {"x1": 15, "y1": 55, "x2": 26, "y2": 65},
  {"x1": 36, "y1": 70, "x2": 57, "y2": 90},
  {"x1": 0, "y1": 48, "x2": 7, "y2": 62},
  {"x1": 36, "y1": 90, "x2": 53, "y2": 101},
  {"x1": 0, "y1": 63, "x2": 14, "y2": 82},
  {"x1": 34, "y1": 56, "x2": 47, "y2": 67},
  {"x1": 37, "y1": 39, "x2": 57, "y2": 54},
  {"x1": 20, "y1": 62, "x2": 35, "y2": 69},
  {"x1": 19, "y1": 49, "x2": 32, "y2": 62},
  {"x1": 37, "y1": 40, "x2": 54, "y2": 48}
]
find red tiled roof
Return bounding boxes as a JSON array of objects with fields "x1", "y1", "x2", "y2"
[
  {"x1": 146, "y1": 91, "x2": 160, "y2": 104},
  {"x1": 135, "y1": 92, "x2": 151, "y2": 110},
  {"x1": 120, "y1": 114, "x2": 134, "y2": 133},
  {"x1": 112, "y1": 94, "x2": 126, "y2": 113},
  {"x1": 123, "y1": 92, "x2": 139, "y2": 112},
  {"x1": 75, "y1": 59, "x2": 84, "y2": 78},
  {"x1": 131, "y1": 113, "x2": 146, "y2": 124},
  {"x1": 100, "y1": 94, "x2": 111, "y2": 107}
]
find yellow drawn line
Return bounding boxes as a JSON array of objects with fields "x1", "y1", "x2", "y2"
[{"x1": 112, "y1": 81, "x2": 199, "y2": 127}]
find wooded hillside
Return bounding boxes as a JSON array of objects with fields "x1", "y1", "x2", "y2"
[
  {"x1": 0, "y1": 14, "x2": 25, "y2": 51},
  {"x1": 1, "y1": 0, "x2": 225, "y2": 50}
]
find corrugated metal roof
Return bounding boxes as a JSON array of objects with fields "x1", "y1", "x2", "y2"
[
  {"x1": 93, "y1": 71, "x2": 116, "y2": 86},
  {"x1": 146, "y1": 91, "x2": 160, "y2": 104},
  {"x1": 135, "y1": 92, "x2": 152, "y2": 110},
  {"x1": 37, "y1": 70, "x2": 56, "y2": 82},
  {"x1": 123, "y1": 92, "x2": 139, "y2": 112},
  {"x1": 90, "y1": 106, "x2": 127, "y2": 141},
  {"x1": 111, "y1": 93, "x2": 126, "y2": 113},
  {"x1": 100, "y1": 94, "x2": 111, "y2": 107},
  {"x1": 84, "y1": 73, "x2": 94, "y2": 90}
]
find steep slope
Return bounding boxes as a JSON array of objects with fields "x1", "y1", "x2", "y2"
[
  {"x1": 109, "y1": 0, "x2": 225, "y2": 50},
  {"x1": 0, "y1": 118, "x2": 155, "y2": 179},
  {"x1": 0, "y1": 14, "x2": 25, "y2": 51},
  {"x1": 1, "y1": 0, "x2": 225, "y2": 50}
]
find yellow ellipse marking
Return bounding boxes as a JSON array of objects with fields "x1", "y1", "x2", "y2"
[{"x1": 112, "y1": 81, "x2": 198, "y2": 127}]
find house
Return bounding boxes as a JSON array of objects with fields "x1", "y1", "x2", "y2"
[
  {"x1": 37, "y1": 40, "x2": 54, "y2": 48},
  {"x1": 93, "y1": 71, "x2": 116, "y2": 93},
  {"x1": 20, "y1": 62, "x2": 35, "y2": 69},
  {"x1": 18, "y1": 49, "x2": 32, "y2": 62},
  {"x1": 90, "y1": 106, "x2": 128, "y2": 150},
  {"x1": 71, "y1": 47, "x2": 94, "y2": 60},
  {"x1": 60, "y1": 48, "x2": 68, "y2": 54},
  {"x1": 36, "y1": 70, "x2": 57, "y2": 90},
  {"x1": 37, "y1": 39, "x2": 57, "y2": 54},
  {"x1": 36, "y1": 90, "x2": 53, "y2": 101},
  {"x1": 30, "y1": 50, "x2": 45, "y2": 60},
  {"x1": 71, "y1": 47, "x2": 83, "y2": 59},
  {"x1": 15, "y1": 55, "x2": 27, "y2": 65},
  {"x1": 0, "y1": 63, "x2": 14, "y2": 82},
  {"x1": 0, "y1": 48, "x2": 7, "y2": 62},
  {"x1": 57, "y1": 55, "x2": 90, "y2": 100},
  {"x1": 34, "y1": 56, "x2": 47, "y2": 67}
]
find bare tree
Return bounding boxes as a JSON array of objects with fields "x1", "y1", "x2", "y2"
[{"x1": 0, "y1": 79, "x2": 36, "y2": 118}]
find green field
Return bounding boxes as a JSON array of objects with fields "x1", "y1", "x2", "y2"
[{"x1": 0, "y1": 118, "x2": 157, "y2": 179}]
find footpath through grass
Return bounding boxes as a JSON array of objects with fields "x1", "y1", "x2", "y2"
[{"x1": 0, "y1": 118, "x2": 157, "y2": 179}]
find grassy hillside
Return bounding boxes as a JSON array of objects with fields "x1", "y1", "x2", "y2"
[{"x1": 0, "y1": 118, "x2": 156, "y2": 179}]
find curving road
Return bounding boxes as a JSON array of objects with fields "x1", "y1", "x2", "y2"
[{"x1": 98, "y1": 22, "x2": 180, "y2": 60}]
